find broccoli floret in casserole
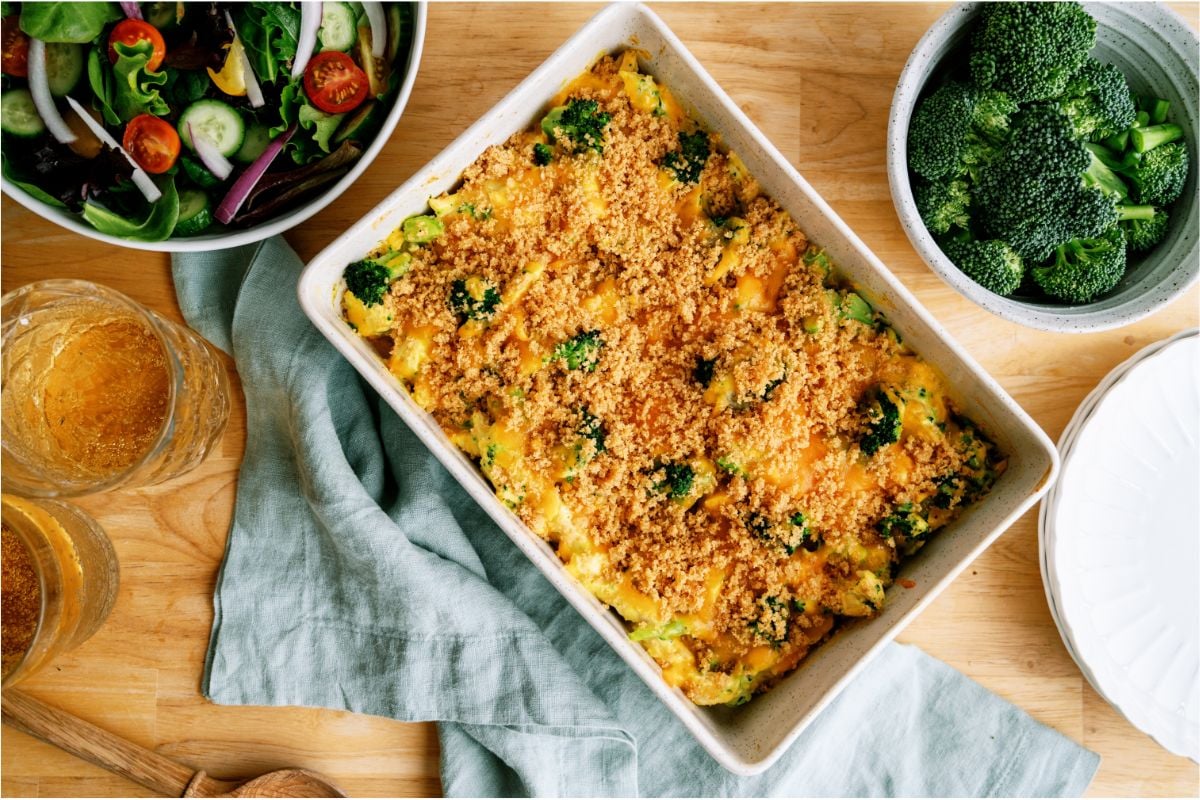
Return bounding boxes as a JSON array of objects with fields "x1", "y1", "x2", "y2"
[
  {"x1": 551, "y1": 330, "x2": 604, "y2": 371},
  {"x1": 532, "y1": 142, "x2": 553, "y2": 166},
  {"x1": 343, "y1": 251, "x2": 412, "y2": 307},
  {"x1": 662, "y1": 129, "x2": 711, "y2": 184},
  {"x1": 449, "y1": 277, "x2": 501, "y2": 322},
  {"x1": 860, "y1": 386, "x2": 904, "y2": 457},
  {"x1": 540, "y1": 98, "x2": 613, "y2": 154},
  {"x1": 968, "y1": 2, "x2": 1096, "y2": 104},
  {"x1": 653, "y1": 461, "x2": 695, "y2": 500}
]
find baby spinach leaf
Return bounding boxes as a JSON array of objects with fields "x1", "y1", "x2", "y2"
[
  {"x1": 19, "y1": 1, "x2": 119, "y2": 43},
  {"x1": 87, "y1": 47, "x2": 120, "y2": 125},
  {"x1": 82, "y1": 175, "x2": 179, "y2": 241}
]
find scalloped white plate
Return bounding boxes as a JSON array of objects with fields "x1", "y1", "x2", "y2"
[{"x1": 1046, "y1": 332, "x2": 1199, "y2": 761}]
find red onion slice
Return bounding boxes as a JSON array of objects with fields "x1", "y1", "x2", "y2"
[
  {"x1": 187, "y1": 123, "x2": 233, "y2": 180},
  {"x1": 64, "y1": 96, "x2": 162, "y2": 204},
  {"x1": 27, "y1": 39, "x2": 76, "y2": 144},
  {"x1": 363, "y1": 2, "x2": 386, "y2": 58},
  {"x1": 120, "y1": 1, "x2": 143, "y2": 20},
  {"x1": 214, "y1": 124, "x2": 296, "y2": 224},
  {"x1": 291, "y1": 2, "x2": 322, "y2": 79}
]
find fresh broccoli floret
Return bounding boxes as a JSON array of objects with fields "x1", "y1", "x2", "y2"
[
  {"x1": 552, "y1": 330, "x2": 603, "y2": 371},
  {"x1": 1130, "y1": 123, "x2": 1183, "y2": 154},
  {"x1": 1058, "y1": 58, "x2": 1137, "y2": 141},
  {"x1": 540, "y1": 98, "x2": 613, "y2": 154},
  {"x1": 974, "y1": 104, "x2": 1119, "y2": 261},
  {"x1": 654, "y1": 462, "x2": 695, "y2": 499},
  {"x1": 532, "y1": 142, "x2": 553, "y2": 166},
  {"x1": 878, "y1": 503, "x2": 931, "y2": 542},
  {"x1": 943, "y1": 236, "x2": 1025, "y2": 296},
  {"x1": 914, "y1": 177, "x2": 971, "y2": 235},
  {"x1": 662, "y1": 129, "x2": 711, "y2": 183},
  {"x1": 449, "y1": 278, "x2": 501, "y2": 321},
  {"x1": 1121, "y1": 142, "x2": 1189, "y2": 206},
  {"x1": 1121, "y1": 206, "x2": 1169, "y2": 252},
  {"x1": 1032, "y1": 225, "x2": 1127, "y2": 303},
  {"x1": 860, "y1": 387, "x2": 903, "y2": 456},
  {"x1": 968, "y1": 2, "x2": 1096, "y2": 104},
  {"x1": 1083, "y1": 145, "x2": 1130, "y2": 200},
  {"x1": 907, "y1": 82, "x2": 1015, "y2": 181}
]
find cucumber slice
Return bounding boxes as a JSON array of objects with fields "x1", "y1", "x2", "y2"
[
  {"x1": 174, "y1": 189, "x2": 213, "y2": 236},
  {"x1": 1, "y1": 90, "x2": 46, "y2": 138},
  {"x1": 234, "y1": 120, "x2": 272, "y2": 164},
  {"x1": 318, "y1": 2, "x2": 357, "y2": 51},
  {"x1": 181, "y1": 156, "x2": 222, "y2": 188},
  {"x1": 333, "y1": 99, "x2": 377, "y2": 144},
  {"x1": 45, "y1": 43, "x2": 84, "y2": 97},
  {"x1": 179, "y1": 99, "x2": 245, "y2": 157}
]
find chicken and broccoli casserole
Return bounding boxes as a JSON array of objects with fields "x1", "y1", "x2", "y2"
[{"x1": 340, "y1": 51, "x2": 1006, "y2": 706}]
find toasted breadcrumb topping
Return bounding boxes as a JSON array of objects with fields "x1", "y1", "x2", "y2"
[{"x1": 344, "y1": 53, "x2": 1004, "y2": 705}]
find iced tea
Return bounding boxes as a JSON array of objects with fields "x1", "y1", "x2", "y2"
[{"x1": 2, "y1": 280, "x2": 230, "y2": 496}]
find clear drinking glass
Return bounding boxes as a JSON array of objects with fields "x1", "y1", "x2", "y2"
[
  {"x1": 1, "y1": 280, "x2": 231, "y2": 497},
  {"x1": 1, "y1": 494, "x2": 120, "y2": 687}
]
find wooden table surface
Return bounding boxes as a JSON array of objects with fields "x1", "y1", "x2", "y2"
[{"x1": 3, "y1": 3, "x2": 1198, "y2": 796}]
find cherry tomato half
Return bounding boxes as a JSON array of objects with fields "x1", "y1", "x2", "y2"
[
  {"x1": 1, "y1": 16, "x2": 29, "y2": 77},
  {"x1": 108, "y1": 19, "x2": 166, "y2": 71},
  {"x1": 123, "y1": 114, "x2": 180, "y2": 174},
  {"x1": 303, "y1": 51, "x2": 368, "y2": 115}
]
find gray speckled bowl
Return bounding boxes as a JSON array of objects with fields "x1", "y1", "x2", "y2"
[{"x1": 888, "y1": 2, "x2": 1199, "y2": 333}]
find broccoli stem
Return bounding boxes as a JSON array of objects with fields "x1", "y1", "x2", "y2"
[
  {"x1": 1139, "y1": 95, "x2": 1171, "y2": 125},
  {"x1": 1101, "y1": 130, "x2": 1130, "y2": 153},
  {"x1": 1118, "y1": 204, "x2": 1158, "y2": 222},
  {"x1": 1132, "y1": 123, "x2": 1183, "y2": 154},
  {"x1": 1086, "y1": 142, "x2": 1124, "y2": 171},
  {"x1": 1084, "y1": 149, "x2": 1130, "y2": 200},
  {"x1": 1134, "y1": 110, "x2": 1150, "y2": 128}
]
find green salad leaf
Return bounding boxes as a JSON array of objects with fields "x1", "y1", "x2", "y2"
[
  {"x1": 83, "y1": 176, "x2": 180, "y2": 241},
  {"x1": 19, "y1": 2, "x2": 119, "y2": 43},
  {"x1": 87, "y1": 47, "x2": 120, "y2": 125},
  {"x1": 2, "y1": 154, "x2": 66, "y2": 208},
  {"x1": 162, "y1": 68, "x2": 209, "y2": 108},
  {"x1": 272, "y1": 80, "x2": 343, "y2": 164},
  {"x1": 236, "y1": 2, "x2": 301, "y2": 85},
  {"x1": 111, "y1": 40, "x2": 169, "y2": 122}
]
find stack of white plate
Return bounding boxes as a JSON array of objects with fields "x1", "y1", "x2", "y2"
[{"x1": 1040, "y1": 328, "x2": 1199, "y2": 762}]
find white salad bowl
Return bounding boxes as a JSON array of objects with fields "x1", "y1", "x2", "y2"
[
  {"x1": 887, "y1": 2, "x2": 1199, "y2": 333},
  {"x1": 299, "y1": 3, "x2": 1059, "y2": 775},
  {"x1": 0, "y1": 2, "x2": 427, "y2": 253}
]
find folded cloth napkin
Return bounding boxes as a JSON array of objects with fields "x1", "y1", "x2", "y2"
[{"x1": 173, "y1": 236, "x2": 1099, "y2": 797}]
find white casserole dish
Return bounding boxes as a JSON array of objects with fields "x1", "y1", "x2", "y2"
[{"x1": 298, "y1": 3, "x2": 1060, "y2": 775}]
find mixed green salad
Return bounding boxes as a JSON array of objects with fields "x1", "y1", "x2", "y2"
[
  {"x1": 908, "y1": 2, "x2": 1192, "y2": 305},
  {"x1": 0, "y1": 1, "x2": 414, "y2": 241}
]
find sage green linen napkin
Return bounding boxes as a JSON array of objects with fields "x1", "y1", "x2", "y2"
[{"x1": 173, "y1": 236, "x2": 1099, "y2": 797}]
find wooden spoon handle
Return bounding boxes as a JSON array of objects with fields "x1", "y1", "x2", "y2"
[{"x1": 2, "y1": 688, "x2": 198, "y2": 797}]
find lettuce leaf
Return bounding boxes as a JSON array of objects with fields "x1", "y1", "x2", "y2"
[
  {"x1": 271, "y1": 80, "x2": 343, "y2": 164},
  {"x1": 19, "y1": 2, "x2": 119, "y2": 43},
  {"x1": 235, "y1": 2, "x2": 300, "y2": 85},
  {"x1": 111, "y1": 40, "x2": 169, "y2": 122},
  {"x1": 1, "y1": 154, "x2": 67, "y2": 208},
  {"x1": 82, "y1": 175, "x2": 180, "y2": 241},
  {"x1": 87, "y1": 47, "x2": 120, "y2": 125}
]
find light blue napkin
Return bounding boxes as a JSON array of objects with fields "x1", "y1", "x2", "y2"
[{"x1": 173, "y1": 236, "x2": 1100, "y2": 797}]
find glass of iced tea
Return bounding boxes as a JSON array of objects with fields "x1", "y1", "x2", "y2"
[
  {"x1": 1, "y1": 494, "x2": 119, "y2": 687},
  {"x1": 1, "y1": 280, "x2": 230, "y2": 497}
]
